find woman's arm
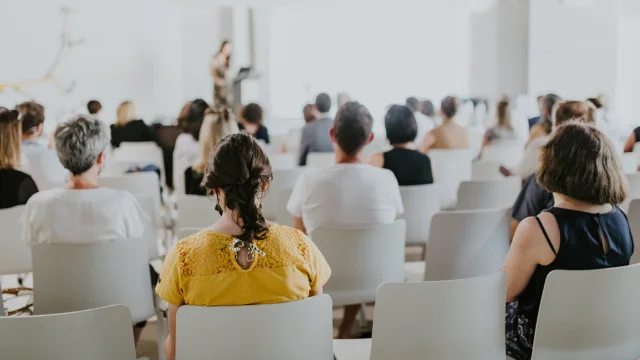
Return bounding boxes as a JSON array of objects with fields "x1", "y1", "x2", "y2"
[
  {"x1": 624, "y1": 132, "x2": 636, "y2": 153},
  {"x1": 293, "y1": 217, "x2": 307, "y2": 234},
  {"x1": 164, "y1": 304, "x2": 179, "y2": 360}
]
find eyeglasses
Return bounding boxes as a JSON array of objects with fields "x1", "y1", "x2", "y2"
[{"x1": 0, "y1": 108, "x2": 19, "y2": 124}]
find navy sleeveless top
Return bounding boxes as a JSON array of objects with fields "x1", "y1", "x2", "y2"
[
  {"x1": 517, "y1": 206, "x2": 634, "y2": 330},
  {"x1": 382, "y1": 148, "x2": 433, "y2": 186}
]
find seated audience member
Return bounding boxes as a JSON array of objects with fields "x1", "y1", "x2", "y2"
[
  {"x1": 419, "y1": 96, "x2": 469, "y2": 152},
  {"x1": 21, "y1": 115, "x2": 151, "y2": 344},
  {"x1": 0, "y1": 107, "x2": 38, "y2": 209},
  {"x1": 483, "y1": 96, "x2": 517, "y2": 146},
  {"x1": 510, "y1": 101, "x2": 597, "y2": 237},
  {"x1": 173, "y1": 99, "x2": 209, "y2": 190},
  {"x1": 17, "y1": 101, "x2": 67, "y2": 190},
  {"x1": 157, "y1": 133, "x2": 331, "y2": 360},
  {"x1": 407, "y1": 97, "x2": 434, "y2": 144},
  {"x1": 239, "y1": 103, "x2": 269, "y2": 144},
  {"x1": 517, "y1": 93, "x2": 562, "y2": 179},
  {"x1": 281, "y1": 104, "x2": 316, "y2": 153},
  {"x1": 288, "y1": 101, "x2": 403, "y2": 339},
  {"x1": 369, "y1": 105, "x2": 433, "y2": 186},
  {"x1": 87, "y1": 100, "x2": 102, "y2": 117},
  {"x1": 185, "y1": 107, "x2": 238, "y2": 195},
  {"x1": 299, "y1": 93, "x2": 334, "y2": 166},
  {"x1": 110, "y1": 100, "x2": 155, "y2": 148},
  {"x1": 503, "y1": 121, "x2": 632, "y2": 360},
  {"x1": 527, "y1": 95, "x2": 544, "y2": 129}
]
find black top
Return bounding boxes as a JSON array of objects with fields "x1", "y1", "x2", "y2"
[
  {"x1": 184, "y1": 168, "x2": 206, "y2": 196},
  {"x1": 516, "y1": 206, "x2": 633, "y2": 339},
  {"x1": 110, "y1": 120, "x2": 156, "y2": 148},
  {"x1": 0, "y1": 169, "x2": 38, "y2": 209},
  {"x1": 528, "y1": 116, "x2": 540, "y2": 129},
  {"x1": 633, "y1": 126, "x2": 640, "y2": 143},
  {"x1": 238, "y1": 123, "x2": 270, "y2": 144},
  {"x1": 382, "y1": 148, "x2": 433, "y2": 186},
  {"x1": 511, "y1": 173, "x2": 554, "y2": 222}
]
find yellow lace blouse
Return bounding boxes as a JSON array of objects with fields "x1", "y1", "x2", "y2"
[{"x1": 156, "y1": 224, "x2": 331, "y2": 306}]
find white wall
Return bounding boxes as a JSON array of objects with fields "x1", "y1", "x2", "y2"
[{"x1": 268, "y1": 3, "x2": 472, "y2": 119}]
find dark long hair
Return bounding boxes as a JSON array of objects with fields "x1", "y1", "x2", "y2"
[
  {"x1": 218, "y1": 40, "x2": 231, "y2": 68},
  {"x1": 184, "y1": 99, "x2": 210, "y2": 141},
  {"x1": 202, "y1": 133, "x2": 273, "y2": 243}
]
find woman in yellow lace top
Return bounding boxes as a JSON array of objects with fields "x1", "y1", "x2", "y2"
[{"x1": 156, "y1": 133, "x2": 331, "y2": 360}]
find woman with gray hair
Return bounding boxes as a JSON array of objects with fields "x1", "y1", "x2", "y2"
[{"x1": 21, "y1": 115, "x2": 151, "y2": 343}]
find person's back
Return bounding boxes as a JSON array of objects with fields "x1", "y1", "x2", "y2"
[
  {"x1": 430, "y1": 121, "x2": 469, "y2": 149},
  {"x1": 23, "y1": 187, "x2": 145, "y2": 245},
  {"x1": 299, "y1": 93, "x2": 334, "y2": 166},
  {"x1": 184, "y1": 168, "x2": 205, "y2": 195},
  {"x1": 0, "y1": 168, "x2": 38, "y2": 209},
  {"x1": 110, "y1": 119, "x2": 155, "y2": 148},
  {"x1": 288, "y1": 164, "x2": 403, "y2": 234},
  {"x1": 383, "y1": 148, "x2": 433, "y2": 186}
]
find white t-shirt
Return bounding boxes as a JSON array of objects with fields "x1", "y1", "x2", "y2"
[
  {"x1": 414, "y1": 112, "x2": 435, "y2": 145},
  {"x1": 22, "y1": 187, "x2": 147, "y2": 245},
  {"x1": 287, "y1": 164, "x2": 404, "y2": 234},
  {"x1": 173, "y1": 133, "x2": 199, "y2": 192},
  {"x1": 21, "y1": 141, "x2": 68, "y2": 191},
  {"x1": 518, "y1": 135, "x2": 549, "y2": 179}
]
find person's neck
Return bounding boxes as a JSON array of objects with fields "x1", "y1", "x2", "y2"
[
  {"x1": 335, "y1": 150, "x2": 362, "y2": 164},
  {"x1": 392, "y1": 142, "x2": 414, "y2": 150},
  {"x1": 442, "y1": 117, "x2": 454, "y2": 124},
  {"x1": 552, "y1": 194, "x2": 612, "y2": 213},
  {"x1": 22, "y1": 133, "x2": 40, "y2": 142},
  {"x1": 66, "y1": 171, "x2": 100, "y2": 190}
]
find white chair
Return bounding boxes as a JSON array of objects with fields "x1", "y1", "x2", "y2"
[
  {"x1": 621, "y1": 152, "x2": 638, "y2": 174},
  {"x1": 0, "y1": 205, "x2": 31, "y2": 276},
  {"x1": 333, "y1": 272, "x2": 506, "y2": 360},
  {"x1": 177, "y1": 295, "x2": 333, "y2": 360},
  {"x1": 456, "y1": 178, "x2": 521, "y2": 210},
  {"x1": 428, "y1": 148, "x2": 473, "y2": 209},
  {"x1": 262, "y1": 168, "x2": 304, "y2": 221},
  {"x1": 472, "y1": 160, "x2": 504, "y2": 179},
  {"x1": 275, "y1": 188, "x2": 294, "y2": 227},
  {"x1": 307, "y1": 152, "x2": 335, "y2": 168},
  {"x1": 100, "y1": 160, "x2": 141, "y2": 177},
  {"x1": 621, "y1": 173, "x2": 640, "y2": 212},
  {"x1": 310, "y1": 220, "x2": 405, "y2": 306},
  {"x1": 398, "y1": 185, "x2": 440, "y2": 255},
  {"x1": 531, "y1": 264, "x2": 640, "y2": 360},
  {"x1": 405, "y1": 208, "x2": 510, "y2": 281},
  {"x1": 113, "y1": 141, "x2": 165, "y2": 183},
  {"x1": 626, "y1": 199, "x2": 640, "y2": 264},
  {"x1": 98, "y1": 172, "x2": 162, "y2": 210},
  {"x1": 176, "y1": 195, "x2": 221, "y2": 230},
  {"x1": 0, "y1": 305, "x2": 146, "y2": 360},
  {"x1": 268, "y1": 152, "x2": 296, "y2": 169},
  {"x1": 32, "y1": 239, "x2": 154, "y2": 324},
  {"x1": 481, "y1": 142, "x2": 525, "y2": 169}
]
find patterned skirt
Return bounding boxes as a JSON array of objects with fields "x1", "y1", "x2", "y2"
[{"x1": 505, "y1": 302, "x2": 535, "y2": 360}]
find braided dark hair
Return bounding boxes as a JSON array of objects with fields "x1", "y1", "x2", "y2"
[{"x1": 201, "y1": 133, "x2": 273, "y2": 242}]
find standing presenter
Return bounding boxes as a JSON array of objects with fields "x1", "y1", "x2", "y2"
[{"x1": 211, "y1": 40, "x2": 232, "y2": 107}]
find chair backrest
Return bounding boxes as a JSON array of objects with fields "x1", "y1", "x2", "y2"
[
  {"x1": 620, "y1": 152, "x2": 638, "y2": 174},
  {"x1": 100, "y1": 160, "x2": 141, "y2": 177},
  {"x1": 626, "y1": 199, "x2": 640, "y2": 264},
  {"x1": 0, "y1": 305, "x2": 138, "y2": 360},
  {"x1": 176, "y1": 295, "x2": 333, "y2": 360},
  {"x1": 621, "y1": 173, "x2": 640, "y2": 212},
  {"x1": 98, "y1": 172, "x2": 162, "y2": 211},
  {"x1": 310, "y1": 220, "x2": 406, "y2": 306},
  {"x1": 136, "y1": 196, "x2": 160, "y2": 260},
  {"x1": 425, "y1": 208, "x2": 510, "y2": 280},
  {"x1": 0, "y1": 205, "x2": 31, "y2": 275},
  {"x1": 275, "y1": 188, "x2": 294, "y2": 227},
  {"x1": 472, "y1": 160, "x2": 504, "y2": 180},
  {"x1": 428, "y1": 149, "x2": 472, "y2": 209},
  {"x1": 113, "y1": 141, "x2": 165, "y2": 184},
  {"x1": 306, "y1": 152, "x2": 335, "y2": 168},
  {"x1": 398, "y1": 184, "x2": 440, "y2": 245},
  {"x1": 268, "y1": 153, "x2": 296, "y2": 169},
  {"x1": 371, "y1": 273, "x2": 506, "y2": 360},
  {"x1": 481, "y1": 143, "x2": 524, "y2": 169},
  {"x1": 176, "y1": 195, "x2": 221, "y2": 230},
  {"x1": 262, "y1": 168, "x2": 304, "y2": 221},
  {"x1": 32, "y1": 239, "x2": 154, "y2": 323},
  {"x1": 532, "y1": 264, "x2": 640, "y2": 360},
  {"x1": 177, "y1": 227, "x2": 201, "y2": 239},
  {"x1": 456, "y1": 178, "x2": 521, "y2": 210}
]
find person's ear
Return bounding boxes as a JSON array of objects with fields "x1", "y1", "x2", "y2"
[
  {"x1": 36, "y1": 123, "x2": 44, "y2": 135},
  {"x1": 96, "y1": 151, "x2": 106, "y2": 166},
  {"x1": 329, "y1": 127, "x2": 336, "y2": 143},
  {"x1": 366, "y1": 132, "x2": 374, "y2": 145}
]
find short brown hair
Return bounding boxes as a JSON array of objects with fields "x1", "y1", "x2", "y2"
[
  {"x1": 537, "y1": 121, "x2": 626, "y2": 205},
  {"x1": 440, "y1": 96, "x2": 458, "y2": 118},
  {"x1": 17, "y1": 101, "x2": 45, "y2": 134},
  {"x1": 333, "y1": 101, "x2": 373, "y2": 155},
  {"x1": 554, "y1": 100, "x2": 596, "y2": 127}
]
